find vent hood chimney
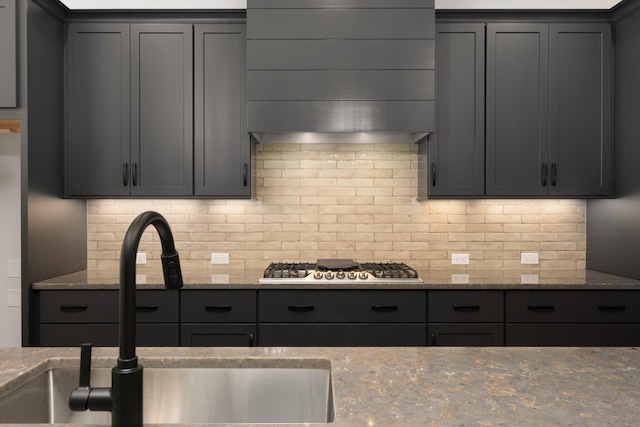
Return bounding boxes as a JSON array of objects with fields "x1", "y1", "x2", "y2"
[{"x1": 247, "y1": 0, "x2": 435, "y2": 144}]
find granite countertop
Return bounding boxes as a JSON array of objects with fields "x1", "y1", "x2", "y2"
[
  {"x1": 32, "y1": 267, "x2": 640, "y2": 290},
  {"x1": 1, "y1": 346, "x2": 639, "y2": 426}
]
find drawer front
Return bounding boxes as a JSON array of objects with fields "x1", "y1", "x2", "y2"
[
  {"x1": 39, "y1": 290, "x2": 118, "y2": 323},
  {"x1": 38, "y1": 324, "x2": 179, "y2": 347},
  {"x1": 259, "y1": 290, "x2": 426, "y2": 323},
  {"x1": 181, "y1": 290, "x2": 257, "y2": 323},
  {"x1": 259, "y1": 324, "x2": 427, "y2": 346},
  {"x1": 428, "y1": 290, "x2": 504, "y2": 322},
  {"x1": 181, "y1": 324, "x2": 257, "y2": 347},
  {"x1": 506, "y1": 290, "x2": 640, "y2": 323},
  {"x1": 39, "y1": 290, "x2": 179, "y2": 323}
]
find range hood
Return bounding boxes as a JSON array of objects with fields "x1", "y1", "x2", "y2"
[{"x1": 246, "y1": 0, "x2": 435, "y2": 144}]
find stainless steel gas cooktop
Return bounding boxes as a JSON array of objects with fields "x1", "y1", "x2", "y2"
[{"x1": 259, "y1": 259, "x2": 423, "y2": 285}]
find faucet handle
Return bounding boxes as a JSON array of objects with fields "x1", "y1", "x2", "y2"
[
  {"x1": 161, "y1": 251, "x2": 183, "y2": 289},
  {"x1": 69, "y1": 343, "x2": 92, "y2": 411}
]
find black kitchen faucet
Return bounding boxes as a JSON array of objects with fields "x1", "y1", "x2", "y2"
[{"x1": 69, "y1": 211, "x2": 183, "y2": 427}]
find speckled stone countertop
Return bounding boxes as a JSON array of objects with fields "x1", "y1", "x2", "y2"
[
  {"x1": 32, "y1": 268, "x2": 640, "y2": 290},
  {"x1": 1, "y1": 346, "x2": 640, "y2": 426}
]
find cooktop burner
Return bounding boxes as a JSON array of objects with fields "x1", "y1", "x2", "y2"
[{"x1": 259, "y1": 259, "x2": 423, "y2": 284}]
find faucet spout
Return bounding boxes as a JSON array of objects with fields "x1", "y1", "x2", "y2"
[{"x1": 119, "y1": 211, "x2": 183, "y2": 366}]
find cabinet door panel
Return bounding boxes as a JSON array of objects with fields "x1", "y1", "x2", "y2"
[
  {"x1": 194, "y1": 24, "x2": 251, "y2": 197},
  {"x1": 506, "y1": 324, "x2": 640, "y2": 346},
  {"x1": 38, "y1": 324, "x2": 179, "y2": 347},
  {"x1": 429, "y1": 290, "x2": 503, "y2": 323},
  {"x1": 131, "y1": 24, "x2": 193, "y2": 197},
  {"x1": 549, "y1": 23, "x2": 612, "y2": 197},
  {"x1": 0, "y1": 0, "x2": 17, "y2": 107},
  {"x1": 181, "y1": 324, "x2": 256, "y2": 347},
  {"x1": 429, "y1": 324, "x2": 504, "y2": 346},
  {"x1": 428, "y1": 23, "x2": 485, "y2": 197},
  {"x1": 66, "y1": 23, "x2": 131, "y2": 196},
  {"x1": 181, "y1": 290, "x2": 257, "y2": 323},
  {"x1": 486, "y1": 23, "x2": 549, "y2": 196},
  {"x1": 39, "y1": 290, "x2": 118, "y2": 323},
  {"x1": 260, "y1": 324, "x2": 426, "y2": 346}
]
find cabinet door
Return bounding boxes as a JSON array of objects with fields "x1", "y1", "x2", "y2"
[
  {"x1": 486, "y1": 23, "x2": 549, "y2": 196},
  {"x1": 181, "y1": 324, "x2": 256, "y2": 347},
  {"x1": 194, "y1": 24, "x2": 252, "y2": 198},
  {"x1": 506, "y1": 324, "x2": 640, "y2": 346},
  {"x1": 428, "y1": 23, "x2": 485, "y2": 197},
  {"x1": 131, "y1": 24, "x2": 193, "y2": 197},
  {"x1": 429, "y1": 324, "x2": 504, "y2": 346},
  {"x1": 548, "y1": 23, "x2": 612, "y2": 197},
  {"x1": 0, "y1": 0, "x2": 17, "y2": 107},
  {"x1": 66, "y1": 23, "x2": 131, "y2": 196}
]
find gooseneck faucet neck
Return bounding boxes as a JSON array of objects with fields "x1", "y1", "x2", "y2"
[{"x1": 119, "y1": 211, "x2": 183, "y2": 368}]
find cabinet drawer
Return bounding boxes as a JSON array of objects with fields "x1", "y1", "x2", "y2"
[
  {"x1": 39, "y1": 291, "x2": 118, "y2": 323},
  {"x1": 181, "y1": 290, "x2": 256, "y2": 323},
  {"x1": 39, "y1": 290, "x2": 179, "y2": 323},
  {"x1": 259, "y1": 290, "x2": 426, "y2": 323},
  {"x1": 506, "y1": 291, "x2": 640, "y2": 323},
  {"x1": 259, "y1": 324, "x2": 427, "y2": 347},
  {"x1": 38, "y1": 324, "x2": 179, "y2": 347},
  {"x1": 181, "y1": 324, "x2": 257, "y2": 347},
  {"x1": 429, "y1": 290, "x2": 504, "y2": 322}
]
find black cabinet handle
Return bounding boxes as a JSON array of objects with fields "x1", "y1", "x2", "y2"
[
  {"x1": 249, "y1": 334, "x2": 255, "y2": 347},
  {"x1": 288, "y1": 305, "x2": 315, "y2": 312},
  {"x1": 452, "y1": 305, "x2": 480, "y2": 312},
  {"x1": 598, "y1": 305, "x2": 626, "y2": 313},
  {"x1": 541, "y1": 163, "x2": 548, "y2": 187},
  {"x1": 431, "y1": 163, "x2": 437, "y2": 187},
  {"x1": 60, "y1": 305, "x2": 88, "y2": 312},
  {"x1": 243, "y1": 163, "x2": 248, "y2": 187},
  {"x1": 132, "y1": 163, "x2": 138, "y2": 186},
  {"x1": 123, "y1": 163, "x2": 129, "y2": 186},
  {"x1": 205, "y1": 305, "x2": 232, "y2": 312},
  {"x1": 371, "y1": 305, "x2": 399, "y2": 312},
  {"x1": 136, "y1": 305, "x2": 158, "y2": 312},
  {"x1": 431, "y1": 333, "x2": 437, "y2": 346},
  {"x1": 550, "y1": 162, "x2": 557, "y2": 187},
  {"x1": 527, "y1": 305, "x2": 555, "y2": 312}
]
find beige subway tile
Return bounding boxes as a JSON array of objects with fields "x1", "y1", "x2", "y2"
[
  {"x1": 448, "y1": 214, "x2": 486, "y2": 224},
  {"x1": 356, "y1": 205, "x2": 393, "y2": 215},
  {"x1": 357, "y1": 223, "x2": 392, "y2": 233},
  {"x1": 429, "y1": 242, "x2": 466, "y2": 251},
  {"x1": 374, "y1": 250, "x2": 410, "y2": 260},
  {"x1": 467, "y1": 242, "x2": 504, "y2": 251},
  {"x1": 503, "y1": 224, "x2": 540, "y2": 233},
  {"x1": 522, "y1": 233, "x2": 559, "y2": 242},
  {"x1": 356, "y1": 241, "x2": 392, "y2": 251},
  {"x1": 504, "y1": 242, "x2": 541, "y2": 251},
  {"x1": 430, "y1": 224, "x2": 466, "y2": 233},
  {"x1": 485, "y1": 214, "x2": 522, "y2": 224},
  {"x1": 486, "y1": 233, "x2": 522, "y2": 242},
  {"x1": 448, "y1": 233, "x2": 485, "y2": 242},
  {"x1": 541, "y1": 242, "x2": 577, "y2": 251},
  {"x1": 393, "y1": 241, "x2": 429, "y2": 251},
  {"x1": 471, "y1": 260, "x2": 505, "y2": 269},
  {"x1": 355, "y1": 187, "x2": 391, "y2": 197},
  {"x1": 337, "y1": 232, "x2": 374, "y2": 242},
  {"x1": 283, "y1": 241, "x2": 319, "y2": 251},
  {"x1": 319, "y1": 169, "x2": 357, "y2": 179}
]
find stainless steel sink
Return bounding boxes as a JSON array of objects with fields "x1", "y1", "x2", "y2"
[{"x1": 0, "y1": 364, "x2": 334, "y2": 424}]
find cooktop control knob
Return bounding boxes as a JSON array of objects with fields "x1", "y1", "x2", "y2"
[
  {"x1": 336, "y1": 270, "x2": 346, "y2": 279},
  {"x1": 325, "y1": 271, "x2": 334, "y2": 280},
  {"x1": 347, "y1": 271, "x2": 357, "y2": 280},
  {"x1": 313, "y1": 270, "x2": 323, "y2": 279},
  {"x1": 359, "y1": 271, "x2": 368, "y2": 280}
]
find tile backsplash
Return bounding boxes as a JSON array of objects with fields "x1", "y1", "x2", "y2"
[{"x1": 87, "y1": 143, "x2": 586, "y2": 272}]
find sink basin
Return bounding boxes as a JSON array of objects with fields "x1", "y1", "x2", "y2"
[{"x1": 0, "y1": 363, "x2": 334, "y2": 424}]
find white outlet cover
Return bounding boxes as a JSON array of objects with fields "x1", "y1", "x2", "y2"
[
  {"x1": 7, "y1": 260, "x2": 21, "y2": 278},
  {"x1": 521, "y1": 253, "x2": 539, "y2": 264},
  {"x1": 452, "y1": 254, "x2": 470, "y2": 265},
  {"x1": 211, "y1": 253, "x2": 230, "y2": 264},
  {"x1": 136, "y1": 252, "x2": 147, "y2": 264},
  {"x1": 211, "y1": 274, "x2": 230, "y2": 284},
  {"x1": 8, "y1": 289, "x2": 20, "y2": 307},
  {"x1": 451, "y1": 274, "x2": 470, "y2": 284}
]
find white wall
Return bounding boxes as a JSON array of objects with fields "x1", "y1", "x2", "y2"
[{"x1": 0, "y1": 132, "x2": 22, "y2": 347}]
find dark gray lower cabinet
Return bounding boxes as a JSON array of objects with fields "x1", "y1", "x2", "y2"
[
  {"x1": 506, "y1": 290, "x2": 640, "y2": 346},
  {"x1": 180, "y1": 290, "x2": 257, "y2": 347},
  {"x1": 37, "y1": 290, "x2": 180, "y2": 347},
  {"x1": 428, "y1": 290, "x2": 504, "y2": 346},
  {"x1": 258, "y1": 290, "x2": 427, "y2": 346}
]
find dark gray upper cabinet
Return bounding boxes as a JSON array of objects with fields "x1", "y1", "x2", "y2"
[
  {"x1": 194, "y1": 24, "x2": 252, "y2": 198},
  {"x1": 486, "y1": 22, "x2": 612, "y2": 198},
  {"x1": 130, "y1": 24, "x2": 193, "y2": 197},
  {"x1": 548, "y1": 23, "x2": 612, "y2": 197},
  {"x1": 425, "y1": 23, "x2": 485, "y2": 198},
  {"x1": 486, "y1": 23, "x2": 550, "y2": 197},
  {"x1": 0, "y1": 0, "x2": 17, "y2": 107},
  {"x1": 246, "y1": 0, "x2": 435, "y2": 134},
  {"x1": 66, "y1": 23, "x2": 131, "y2": 196}
]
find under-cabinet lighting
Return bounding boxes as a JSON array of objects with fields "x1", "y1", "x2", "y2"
[{"x1": 0, "y1": 120, "x2": 20, "y2": 134}]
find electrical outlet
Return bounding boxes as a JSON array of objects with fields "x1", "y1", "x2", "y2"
[
  {"x1": 451, "y1": 274, "x2": 470, "y2": 284},
  {"x1": 136, "y1": 252, "x2": 147, "y2": 264},
  {"x1": 211, "y1": 274, "x2": 230, "y2": 284},
  {"x1": 451, "y1": 253, "x2": 470, "y2": 265},
  {"x1": 7, "y1": 289, "x2": 20, "y2": 307},
  {"x1": 521, "y1": 253, "x2": 539, "y2": 265},
  {"x1": 521, "y1": 274, "x2": 539, "y2": 284},
  {"x1": 211, "y1": 253, "x2": 229, "y2": 265}
]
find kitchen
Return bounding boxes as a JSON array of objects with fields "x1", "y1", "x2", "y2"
[{"x1": 1, "y1": 0, "x2": 640, "y2": 424}]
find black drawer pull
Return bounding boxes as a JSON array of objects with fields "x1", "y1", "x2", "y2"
[
  {"x1": 205, "y1": 305, "x2": 233, "y2": 312},
  {"x1": 136, "y1": 305, "x2": 159, "y2": 312},
  {"x1": 371, "y1": 305, "x2": 399, "y2": 312},
  {"x1": 60, "y1": 305, "x2": 88, "y2": 312},
  {"x1": 598, "y1": 305, "x2": 626, "y2": 313},
  {"x1": 527, "y1": 305, "x2": 555, "y2": 312},
  {"x1": 452, "y1": 305, "x2": 480, "y2": 312},
  {"x1": 288, "y1": 305, "x2": 315, "y2": 312}
]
